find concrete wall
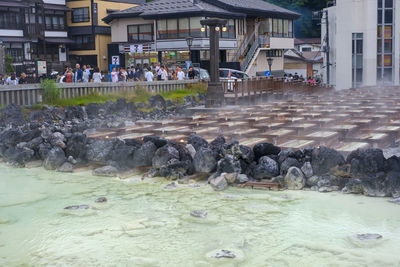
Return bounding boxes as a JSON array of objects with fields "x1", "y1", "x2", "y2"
[
  {"x1": 247, "y1": 50, "x2": 284, "y2": 77},
  {"x1": 324, "y1": 0, "x2": 400, "y2": 90},
  {"x1": 110, "y1": 17, "x2": 152, "y2": 43}
]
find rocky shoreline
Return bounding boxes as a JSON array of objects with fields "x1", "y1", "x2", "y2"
[{"x1": 0, "y1": 96, "x2": 400, "y2": 201}]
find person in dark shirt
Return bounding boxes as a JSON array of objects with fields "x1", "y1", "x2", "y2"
[
  {"x1": 74, "y1": 64, "x2": 83, "y2": 83},
  {"x1": 133, "y1": 68, "x2": 141, "y2": 81},
  {"x1": 188, "y1": 66, "x2": 196, "y2": 80},
  {"x1": 18, "y1": 72, "x2": 28, "y2": 84}
]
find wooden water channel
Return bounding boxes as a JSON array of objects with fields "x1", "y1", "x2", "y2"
[{"x1": 88, "y1": 86, "x2": 400, "y2": 153}]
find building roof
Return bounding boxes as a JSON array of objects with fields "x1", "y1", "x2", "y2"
[
  {"x1": 102, "y1": 0, "x2": 146, "y2": 4},
  {"x1": 103, "y1": 0, "x2": 300, "y2": 23},
  {"x1": 294, "y1": 38, "x2": 321, "y2": 45}
]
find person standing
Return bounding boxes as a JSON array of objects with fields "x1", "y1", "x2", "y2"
[
  {"x1": 18, "y1": 72, "x2": 28, "y2": 84},
  {"x1": 133, "y1": 67, "x2": 141, "y2": 81},
  {"x1": 82, "y1": 65, "x2": 89, "y2": 82},
  {"x1": 65, "y1": 69, "x2": 73, "y2": 83},
  {"x1": 188, "y1": 66, "x2": 196, "y2": 80},
  {"x1": 111, "y1": 67, "x2": 118, "y2": 83},
  {"x1": 74, "y1": 64, "x2": 83, "y2": 83},
  {"x1": 155, "y1": 62, "x2": 161, "y2": 81},
  {"x1": 92, "y1": 67, "x2": 103, "y2": 83},
  {"x1": 160, "y1": 66, "x2": 168, "y2": 81},
  {"x1": 176, "y1": 67, "x2": 185, "y2": 81},
  {"x1": 0, "y1": 74, "x2": 4, "y2": 85},
  {"x1": 145, "y1": 67, "x2": 154, "y2": 82}
]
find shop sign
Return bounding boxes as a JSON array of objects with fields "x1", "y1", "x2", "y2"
[
  {"x1": 112, "y1": 56, "x2": 120, "y2": 65},
  {"x1": 37, "y1": 61, "x2": 47, "y2": 76}
]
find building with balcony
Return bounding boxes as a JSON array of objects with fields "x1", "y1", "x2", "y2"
[
  {"x1": 103, "y1": 0, "x2": 299, "y2": 76},
  {"x1": 66, "y1": 0, "x2": 144, "y2": 72},
  {"x1": 321, "y1": 0, "x2": 400, "y2": 89},
  {"x1": 0, "y1": 0, "x2": 71, "y2": 76}
]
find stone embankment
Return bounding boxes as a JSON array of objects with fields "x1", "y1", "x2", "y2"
[{"x1": 0, "y1": 95, "x2": 399, "y2": 200}]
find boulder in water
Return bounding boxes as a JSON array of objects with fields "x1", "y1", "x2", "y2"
[
  {"x1": 92, "y1": 165, "x2": 119, "y2": 177},
  {"x1": 210, "y1": 175, "x2": 228, "y2": 191},
  {"x1": 64, "y1": 205, "x2": 89, "y2": 210},
  {"x1": 95, "y1": 197, "x2": 107, "y2": 203},
  {"x1": 284, "y1": 167, "x2": 305, "y2": 190},
  {"x1": 190, "y1": 210, "x2": 207, "y2": 218},
  {"x1": 44, "y1": 147, "x2": 66, "y2": 170},
  {"x1": 193, "y1": 147, "x2": 217, "y2": 173},
  {"x1": 187, "y1": 133, "x2": 208, "y2": 151},
  {"x1": 311, "y1": 146, "x2": 345, "y2": 175},
  {"x1": 356, "y1": 233, "x2": 382, "y2": 240},
  {"x1": 253, "y1": 156, "x2": 279, "y2": 179}
]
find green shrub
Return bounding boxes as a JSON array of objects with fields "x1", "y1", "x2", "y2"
[{"x1": 41, "y1": 79, "x2": 60, "y2": 104}]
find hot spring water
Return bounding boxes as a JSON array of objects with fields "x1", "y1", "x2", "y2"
[{"x1": 0, "y1": 164, "x2": 400, "y2": 266}]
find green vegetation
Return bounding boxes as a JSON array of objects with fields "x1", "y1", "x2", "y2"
[
  {"x1": 40, "y1": 82, "x2": 207, "y2": 109},
  {"x1": 5, "y1": 54, "x2": 15, "y2": 73},
  {"x1": 41, "y1": 79, "x2": 61, "y2": 104}
]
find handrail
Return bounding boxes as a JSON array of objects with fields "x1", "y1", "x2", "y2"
[
  {"x1": 241, "y1": 39, "x2": 259, "y2": 72},
  {"x1": 232, "y1": 30, "x2": 256, "y2": 62}
]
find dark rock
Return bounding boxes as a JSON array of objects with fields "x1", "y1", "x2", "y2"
[
  {"x1": 109, "y1": 141, "x2": 136, "y2": 170},
  {"x1": 306, "y1": 175, "x2": 319, "y2": 187},
  {"x1": 356, "y1": 234, "x2": 382, "y2": 240},
  {"x1": 280, "y1": 157, "x2": 302, "y2": 175},
  {"x1": 152, "y1": 145, "x2": 180, "y2": 169},
  {"x1": 384, "y1": 156, "x2": 400, "y2": 172},
  {"x1": 301, "y1": 162, "x2": 313, "y2": 178},
  {"x1": 0, "y1": 128, "x2": 22, "y2": 147},
  {"x1": 143, "y1": 135, "x2": 168, "y2": 148},
  {"x1": 361, "y1": 172, "x2": 389, "y2": 197},
  {"x1": 86, "y1": 139, "x2": 114, "y2": 165},
  {"x1": 44, "y1": 147, "x2": 66, "y2": 170},
  {"x1": 389, "y1": 198, "x2": 400, "y2": 205},
  {"x1": 186, "y1": 144, "x2": 196, "y2": 159},
  {"x1": 49, "y1": 132, "x2": 66, "y2": 148},
  {"x1": 92, "y1": 165, "x2": 119, "y2": 177},
  {"x1": 64, "y1": 205, "x2": 89, "y2": 210},
  {"x1": 86, "y1": 103, "x2": 100, "y2": 118},
  {"x1": 193, "y1": 147, "x2": 217, "y2": 173},
  {"x1": 253, "y1": 142, "x2": 281, "y2": 161},
  {"x1": 347, "y1": 148, "x2": 385, "y2": 177},
  {"x1": 65, "y1": 106, "x2": 86, "y2": 120},
  {"x1": 136, "y1": 102, "x2": 147, "y2": 109},
  {"x1": 164, "y1": 182, "x2": 177, "y2": 190},
  {"x1": 57, "y1": 162, "x2": 74, "y2": 173},
  {"x1": 123, "y1": 138, "x2": 142, "y2": 148},
  {"x1": 217, "y1": 154, "x2": 241, "y2": 174},
  {"x1": 66, "y1": 133, "x2": 87, "y2": 160},
  {"x1": 253, "y1": 156, "x2": 279, "y2": 179},
  {"x1": 95, "y1": 197, "x2": 107, "y2": 203},
  {"x1": 386, "y1": 171, "x2": 400, "y2": 198},
  {"x1": 187, "y1": 133, "x2": 208, "y2": 151},
  {"x1": 158, "y1": 159, "x2": 192, "y2": 180},
  {"x1": 148, "y1": 94, "x2": 166, "y2": 110},
  {"x1": 239, "y1": 145, "x2": 255, "y2": 164},
  {"x1": 236, "y1": 174, "x2": 249, "y2": 184},
  {"x1": 212, "y1": 250, "x2": 236, "y2": 259},
  {"x1": 190, "y1": 210, "x2": 207, "y2": 218},
  {"x1": 342, "y1": 179, "x2": 364, "y2": 194},
  {"x1": 3, "y1": 147, "x2": 34, "y2": 165},
  {"x1": 21, "y1": 129, "x2": 41, "y2": 142},
  {"x1": 284, "y1": 167, "x2": 305, "y2": 190},
  {"x1": 38, "y1": 142, "x2": 52, "y2": 160},
  {"x1": 311, "y1": 146, "x2": 345, "y2": 175},
  {"x1": 133, "y1": 141, "x2": 157, "y2": 167},
  {"x1": 27, "y1": 137, "x2": 43, "y2": 151},
  {"x1": 278, "y1": 148, "x2": 295, "y2": 164},
  {"x1": 126, "y1": 102, "x2": 136, "y2": 115},
  {"x1": 115, "y1": 98, "x2": 128, "y2": 112},
  {"x1": 0, "y1": 104, "x2": 25, "y2": 126},
  {"x1": 210, "y1": 135, "x2": 226, "y2": 156}
]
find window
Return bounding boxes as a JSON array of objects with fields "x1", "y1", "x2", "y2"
[
  {"x1": 352, "y1": 33, "x2": 363, "y2": 87},
  {"x1": 70, "y1": 35, "x2": 95, "y2": 50},
  {"x1": 0, "y1": 7, "x2": 22, "y2": 29},
  {"x1": 4, "y1": 43, "x2": 24, "y2": 63},
  {"x1": 157, "y1": 17, "x2": 206, "y2": 39},
  {"x1": 128, "y1": 24, "x2": 154, "y2": 42},
  {"x1": 221, "y1": 19, "x2": 235, "y2": 39},
  {"x1": 72, "y1": 7, "x2": 89, "y2": 23},
  {"x1": 377, "y1": 0, "x2": 393, "y2": 83},
  {"x1": 302, "y1": 47, "x2": 312, "y2": 52},
  {"x1": 266, "y1": 49, "x2": 283, "y2": 57},
  {"x1": 44, "y1": 11, "x2": 66, "y2": 30}
]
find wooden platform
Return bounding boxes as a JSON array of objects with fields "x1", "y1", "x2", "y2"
[{"x1": 87, "y1": 87, "x2": 400, "y2": 152}]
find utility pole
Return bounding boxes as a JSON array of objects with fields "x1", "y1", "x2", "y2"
[{"x1": 325, "y1": 10, "x2": 330, "y2": 86}]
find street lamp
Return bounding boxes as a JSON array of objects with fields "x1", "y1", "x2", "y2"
[
  {"x1": 200, "y1": 18, "x2": 227, "y2": 107},
  {"x1": 267, "y1": 57, "x2": 274, "y2": 74},
  {"x1": 186, "y1": 36, "x2": 193, "y2": 62}
]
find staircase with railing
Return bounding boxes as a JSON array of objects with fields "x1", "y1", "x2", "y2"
[
  {"x1": 241, "y1": 35, "x2": 270, "y2": 72},
  {"x1": 232, "y1": 30, "x2": 256, "y2": 62}
]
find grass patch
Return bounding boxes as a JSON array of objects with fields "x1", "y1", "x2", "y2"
[{"x1": 50, "y1": 83, "x2": 207, "y2": 108}]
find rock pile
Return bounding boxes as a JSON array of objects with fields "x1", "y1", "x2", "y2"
[{"x1": 0, "y1": 99, "x2": 400, "y2": 199}]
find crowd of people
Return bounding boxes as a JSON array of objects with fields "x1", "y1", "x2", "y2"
[
  {"x1": 283, "y1": 72, "x2": 322, "y2": 86},
  {"x1": 0, "y1": 72, "x2": 29, "y2": 85},
  {"x1": 56, "y1": 62, "x2": 198, "y2": 84}
]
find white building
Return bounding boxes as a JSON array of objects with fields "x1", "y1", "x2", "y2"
[{"x1": 322, "y1": 0, "x2": 400, "y2": 89}]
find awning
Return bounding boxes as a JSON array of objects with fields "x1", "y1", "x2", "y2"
[
  {"x1": 45, "y1": 37, "x2": 75, "y2": 44},
  {"x1": 0, "y1": 2, "x2": 28, "y2": 8},
  {"x1": 43, "y1": 4, "x2": 72, "y2": 11},
  {"x1": 0, "y1": 37, "x2": 34, "y2": 43}
]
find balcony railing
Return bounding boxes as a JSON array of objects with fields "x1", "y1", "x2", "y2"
[{"x1": 24, "y1": 24, "x2": 43, "y2": 38}]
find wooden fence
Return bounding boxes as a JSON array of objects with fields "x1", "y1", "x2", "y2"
[
  {"x1": 222, "y1": 77, "x2": 334, "y2": 104},
  {"x1": 0, "y1": 80, "x2": 200, "y2": 106}
]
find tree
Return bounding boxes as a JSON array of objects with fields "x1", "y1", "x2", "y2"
[{"x1": 5, "y1": 54, "x2": 14, "y2": 74}]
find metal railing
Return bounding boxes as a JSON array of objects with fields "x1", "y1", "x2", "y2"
[{"x1": 0, "y1": 80, "x2": 200, "y2": 106}]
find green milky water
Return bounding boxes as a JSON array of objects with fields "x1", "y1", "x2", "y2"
[{"x1": 0, "y1": 164, "x2": 400, "y2": 267}]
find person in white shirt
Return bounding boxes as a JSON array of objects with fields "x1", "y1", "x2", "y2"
[
  {"x1": 160, "y1": 66, "x2": 168, "y2": 81},
  {"x1": 92, "y1": 67, "x2": 103, "y2": 83},
  {"x1": 82, "y1": 65, "x2": 89, "y2": 82},
  {"x1": 145, "y1": 67, "x2": 154, "y2": 82},
  {"x1": 176, "y1": 67, "x2": 185, "y2": 81}
]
